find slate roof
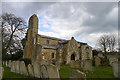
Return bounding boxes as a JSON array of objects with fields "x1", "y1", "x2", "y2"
[
  {"x1": 38, "y1": 34, "x2": 66, "y2": 41},
  {"x1": 58, "y1": 41, "x2": 68, "y2": 44},
  {"x1": 42, "y1": 45, "x2": 59, "y2": 50}
]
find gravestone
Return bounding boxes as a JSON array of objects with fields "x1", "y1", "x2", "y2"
[
  {"x1": 111, "y1": 61, "x2": 120, "y2": 78},
  {"x1": 11, "y1": 61, "x2": 16, "y2": 72},
  {"x1": 109, "y1": 57, "x2": 118, "y2": 66},
  {"x1": 40, "y1": 59, "x2": 49, "y2": 65},
  {"x1": 83, "y1": 60, "x2": 93, "y2": 73},
  {"x1": 56, "y1": 62, "x2": 61, "y2": 70},
  {"x1": 70, "y1": 60, "x2": 81, "y2": 68},
  {"x1": 69, "y1": 70, "x2": 86, "y2": 80},
  {"x1": 27, "y1": 64, "x2": 34, "y2": 77},
  {"x1": 8, "y1": 60, "x2": 12, "y2": 68},
  {"x1": 95, "y1": 56, "x2": 101, "y2": 66},
  {"x1": 19, "y1": 61, "x2": 28, "y2": 76},
  {"x1": 0, "y1": 67, "x2": 4, "y2": 80},
  {"x1": 40, "y1": 65, "x2": 49, "y2": 78},
  {"x1": 5, "y1": 61, "x2": 8, "y2": 67},
  {"x1": 32, "y1": 62, "x2": 41, "y2": 78},
  {"x1": 47, "y1": 64, "x2": 60, "y2": 78},
  {"x1": 15, "y1": 61, "x2": 20, "y2": 73}
]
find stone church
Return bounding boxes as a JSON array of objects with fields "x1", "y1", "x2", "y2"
[{"x1": 23, "y1": 14, "x2": 93, "y2": 65}]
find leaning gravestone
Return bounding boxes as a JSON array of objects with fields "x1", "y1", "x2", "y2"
[
  {"x1": 27, "y1": 64, "x2": 34, "y2": 77},
  {"x1": 15, "y1": 61, "x2": 20, "y2": 73},
  {"x1": 47, "y1": 64, "x2": 60, "y2": 78},
  {"x1": 40, "y1": 65, "x2": 49, "y2": 78},
  {"x1": 70, "y1": 60, "x2": 81, "y2": 68},
  {"x1": 19, "y1": 61, "x2": 28, "y2": 76},
  {"x1": 111, "y1": 61, "x2": 120, "y2": 78},
  {"x1": 95, "y1": 56, "x2": 101, "y2": 66},
  {"x1": 69, "y1": 70, "x2": 86, "y2": 80},
  {"x1": 83, "y1": 60, "x2": 93, "y2": 73},
  {"x1": 32, "y1": 62, "x2": 41, "y2": 78},
  {"x1": 11, "y1": 61, "x2": 16, "y2": 72}
]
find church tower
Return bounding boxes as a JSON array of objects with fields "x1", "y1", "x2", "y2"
[{"x1": 24, "y1": 14, "x2": 38, "y2": 59}]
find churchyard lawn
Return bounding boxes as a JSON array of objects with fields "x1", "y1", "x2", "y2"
[
  {"x1": 2, "y1": 64, "x2": 114, "y2": 79},
  {"x1": 2, "y1": 65, "x2": 36, "y2": 79},
  {"x1": 60, "y1": 65, "x2": 114, "y2": 78}
]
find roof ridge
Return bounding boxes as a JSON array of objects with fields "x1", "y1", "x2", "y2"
[{"x1": 37, "y1": 34, "x2": 66, "y2": 41}]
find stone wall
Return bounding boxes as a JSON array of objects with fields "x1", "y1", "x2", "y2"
[
  {"x1": 81, "y1": 45, "x2": 92, "y2": 60},
  {"x1": 66, "y1": 38, "x2": 80, "y2": 64}
]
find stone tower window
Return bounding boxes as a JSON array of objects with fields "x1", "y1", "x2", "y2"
[
  {"x1": 46, "y1": 40, "x2": 50, "y2": 44},
  {"x1": 86, "y1": 52, "x2": 89, "y2": 59},
  {"x1": 86, "y1": 47, "x2": 89, "y2": 50}
]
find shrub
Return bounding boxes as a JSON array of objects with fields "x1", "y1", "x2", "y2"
[
  {"x1": 19, "y1": 58, "x2": 31, "y2": 66},
  {"x1": 101, "y1": 58, "x2": 110, "y2": 66}
]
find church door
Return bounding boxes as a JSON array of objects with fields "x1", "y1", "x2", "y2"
[{"x1": 71, "y1": 54, "x2": 75, "y2": 61}]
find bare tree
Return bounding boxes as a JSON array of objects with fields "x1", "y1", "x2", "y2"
[
  {"x1": 97, "y1": 34, "x2": 117, "y2": 57},
  {"x1": 1, "y1": 13, "x2": 27, "y2": 54},
  {"x1": 108, "y1": 35, "x2": 117, "y2": 52},
  {"x1": 98, "y1": 34, "x2": 109, "y2": 53}
]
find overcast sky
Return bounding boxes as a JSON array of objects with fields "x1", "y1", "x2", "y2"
[{"x1": 2, "y1": 2, "x2": 118, "y2": 48}]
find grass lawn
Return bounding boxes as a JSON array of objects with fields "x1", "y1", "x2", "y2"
[
  {"x1": 60, "y1": 65, "x2": 115, "y2": 78},
  {"x1": 2, "y1": 64, "x2": 115, "y2": 79},
  {"x1": 2, "y1": 65, "x2": 37, "y2": 80}
]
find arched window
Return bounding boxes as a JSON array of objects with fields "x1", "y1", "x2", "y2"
[
  {"x1": 71, "y1": 54, "x2": 75, "y2": 61},
  {"x1": 86, "y1": 52, "x2": 89, "y2": 59}
]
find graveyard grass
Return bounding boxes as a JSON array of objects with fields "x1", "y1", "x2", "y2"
[
  {"x1": 2, "y1": 65, "x2": 37, "y2": 79},
  {"x1": 3, "y1": 64, "x2": 114, "y2": 79},
  {"x1": 60, "y1": 65, "x2": 114, "y2": 78}
]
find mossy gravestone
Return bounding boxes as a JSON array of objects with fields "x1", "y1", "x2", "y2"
[
  {"x1": 27, "y1": 64, "x2": 34, "y2": 77},
  {"x1": 11, "y1": 61, "x2": 15, "y2": 72},
  {"x1": 19, "y1": 61, "x2": 28, "y2": 76},
  {"x1": 95, "y1": 56, "x2": 101, "y2": 66},
  {"x1": 40, "y1": 65, "x2": 49, "y2": 78},
  {"x1": 15, "y1": 61, "x2": 20, "y2": 73},
  {"x1": 47, "y1": 64, "x2": 60, "y2": 78},
  {"x1": 70, "y1": 60, "x2": 81, "y2": 68},
  {"x1": 111, "y1": 61, "x2": 120, "y2": 78},
  {"x1": 83, "y1": 60, "x2": 93, "y2": 73},
  {"x1": 33, "y1": 62, "x2": 41, "y2": 78}
]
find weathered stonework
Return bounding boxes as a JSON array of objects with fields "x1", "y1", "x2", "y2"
[
  {"x1": 94, "y1": 56, "x2": 101, "y2": 66},
  {"x1": 32, "y1": 62, "x2": 41, "y2": 78},
  {"x1": 27, "y1": 64, "x2": 34, "y2": 77},
  {"x1": 23, "y1": 14, "x2": 93, "y2": 66}
]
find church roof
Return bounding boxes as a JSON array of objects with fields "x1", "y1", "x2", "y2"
[
  {"x1": 43, "y1": 45, "x2": 59, "y2": 50},
  {"x1": 58, "y1": 41, "x2": 68, "y2": 44},
  {"x1": 38, "y1": 34, "x2": 66, "y2": 41}
]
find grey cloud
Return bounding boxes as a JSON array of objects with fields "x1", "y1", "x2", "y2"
[{"x1": 2, "y1": 2, "x2": 118, "y2": 47}]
